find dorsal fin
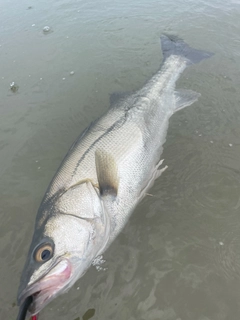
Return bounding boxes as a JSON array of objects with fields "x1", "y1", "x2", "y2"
[
  {"x1": 95, "y1": 149, "x2": 119, "y2": 197},
  {"x1": 109, "y1": 92, "x2": 130, "y2": 106}
]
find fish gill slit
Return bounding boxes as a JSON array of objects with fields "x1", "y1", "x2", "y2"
[{"x1": 60, "y1": 211, "x2": 94, "y2": 223}]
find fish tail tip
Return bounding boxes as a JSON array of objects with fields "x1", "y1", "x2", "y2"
[{"x1": 160, "y1": 34, "x2": 214, "y2": 64}]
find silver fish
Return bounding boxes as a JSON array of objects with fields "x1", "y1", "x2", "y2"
[{"x1": 17, "y1": 35, "x2": 213, "y2": 318}]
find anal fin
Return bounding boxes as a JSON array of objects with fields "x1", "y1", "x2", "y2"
[{"x1": 138, "y1": 159, "x2": 168, "y2": 202}]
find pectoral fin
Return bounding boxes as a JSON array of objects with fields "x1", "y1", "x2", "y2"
[{"x1": 95, "y1": 149, "x2": 119, "y2": 197}]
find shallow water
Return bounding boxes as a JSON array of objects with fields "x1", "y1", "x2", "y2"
[{"x1": 1, "y1": 0, "x2": 240, "y2": 319}]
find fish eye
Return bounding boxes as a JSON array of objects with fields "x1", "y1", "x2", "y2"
[{"x1": 34, "y1": 244, "x2": 53, "y2": 263}]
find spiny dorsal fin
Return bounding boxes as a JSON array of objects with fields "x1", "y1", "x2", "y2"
[
  {"x1": 174, "y1": 89, "x2": 201, "y2": 112},
  {"x1": 95, "y1": 149, "x2": 119, "y2": 197},
  {"x1": 109, "y1": 91, "x2": 130, "y2": 106}
]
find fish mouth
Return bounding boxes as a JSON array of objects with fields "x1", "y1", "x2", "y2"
[{"x1": 18, "y1": 259, "x2": 72, "y2": 315}]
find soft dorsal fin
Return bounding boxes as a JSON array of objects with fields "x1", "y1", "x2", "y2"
[
  {"x1": 109, "y1": 92, "x2": 130, "y2": 106},
  {"x1": 95, "y1": 149, "x2": 119, "y2": 197},
  {"x1": 174, "y1": 89, "x2": 201, "y2": 112}
]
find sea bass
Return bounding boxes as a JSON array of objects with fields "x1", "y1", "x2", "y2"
[{"x1": 17, "y1": 35, "x2": 212, "y2": 319}]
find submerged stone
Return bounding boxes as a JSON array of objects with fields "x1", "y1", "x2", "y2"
[{"x1": 10, "y1": 82, "x2": 19, "y2": 92}]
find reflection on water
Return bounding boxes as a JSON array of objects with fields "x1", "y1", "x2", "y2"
[{"x1": 1, "y1": 0, "x2": 240, "y2": 319}]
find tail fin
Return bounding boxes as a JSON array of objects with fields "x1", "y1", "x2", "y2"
[{"x1": 160, "y1": 34, "x2": 214, "y2": 65}]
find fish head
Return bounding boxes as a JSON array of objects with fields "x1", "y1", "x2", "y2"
[{"x1": 17, "y1": 181, "x2": 110, "y2": 316}]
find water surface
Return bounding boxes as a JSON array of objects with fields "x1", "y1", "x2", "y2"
[{"x1": 1, "y1": 0, "x2": 240, "y2": 319}]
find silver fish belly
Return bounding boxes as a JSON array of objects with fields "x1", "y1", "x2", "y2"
[{"x1": 16, "y1": 35, "x2": 213, "y2": 318}]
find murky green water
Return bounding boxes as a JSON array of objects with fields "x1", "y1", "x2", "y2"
[{"x1": 1, "y1": 0, "x2": 240, "y2": 319}]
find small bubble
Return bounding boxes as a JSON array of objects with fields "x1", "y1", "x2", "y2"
[
  {"x1": 70, "y1": 71, "x2": 75, "y2": 75},
  {"x1": 198, "y1": 134, "x2": 202, "y2": 137},
  {"x1": 35, "y1": 160, "x2": 38, "y2": 163},
  {"x1": 32, "y1": 24, "x2": 36, "y2": 27},
  {"x1": 95, "y1": 265, "x2": 107, "y2": 272},
  {"x1": 77, "y1": 287, "x2": 80, "y2": 290},
  {"x1": 92, "y1": 255, "x2": 106, "y2": 267},
  {"x1": 210, "y1": 141, "x2": 213, "y2": 144},
  {"x1": 62, "y1": 77, "x2": 66, "y2": 80},
  {"x1": 229, "y1": 143, "x2": 233, "y2": 147},
  {"x1": 43, "y1": 26, "x2": 51, "y2": 33},
  {"x1": 38, "y1": 167, "x2": 41, "y2": 170},
  {"x1": 40, "y1": 78, "x2": 43, "y2": 80},
  {"x1": 219, "y1": 242, "x2": 224, "y2": 246}
]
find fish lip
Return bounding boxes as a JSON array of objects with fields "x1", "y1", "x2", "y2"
[{"x1": 18, "y1": 259, "x2": 72, "y2": 315}]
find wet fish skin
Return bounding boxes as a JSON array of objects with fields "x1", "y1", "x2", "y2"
[{"x1": 17, "y1": 35, "x2": 213, "y2": 317}]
